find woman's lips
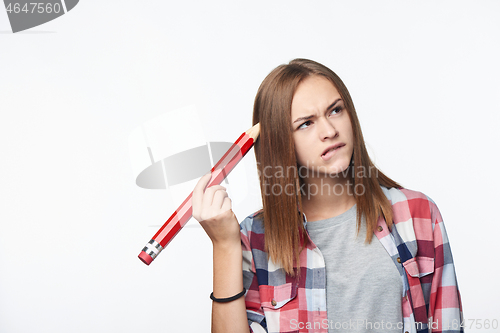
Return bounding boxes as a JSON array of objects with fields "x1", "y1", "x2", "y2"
[{"x1": 321, "y1": 145, "x2": 343, "y2": 161}]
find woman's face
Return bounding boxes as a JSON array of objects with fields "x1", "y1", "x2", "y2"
[{"x1": 291, "y1": 75, "x2": 354, "y2": 177}]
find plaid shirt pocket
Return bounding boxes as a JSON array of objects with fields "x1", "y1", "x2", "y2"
[
  {"x1": 258, "y1": 283, "x2": 301, "y2": 333},
  {"x1": 403, "y1": 257, "x2": 435, "y2": 278}
]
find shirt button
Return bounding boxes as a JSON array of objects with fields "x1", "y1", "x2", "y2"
[
  {"x1": 271, "y1": 299, "x2": 277, "y2": 306},
  {"x1": 377, "y1": 226, "x2": 383, "y2": 232},
  {"x1": 397, "y1": 257, "x2": 401, "y2": 263}
]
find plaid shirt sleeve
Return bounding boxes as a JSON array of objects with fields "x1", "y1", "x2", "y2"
[
  {"x1": 400, "y1": 189, "x2": 464, "y2": 333},
  {"x1": 426, "y1": 196, "x2": 464, "y2": 332},
  {"x1": 240, "y1": 215, "x2": 268, "y2": 333}
]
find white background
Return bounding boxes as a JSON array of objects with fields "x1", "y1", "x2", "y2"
[{"x1": 1, "y1": 1, "x2": 499, "y2": 332}]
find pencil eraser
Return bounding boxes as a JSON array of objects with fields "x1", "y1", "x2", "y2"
[{"x1": 138, "y1": 252, "x2": 153, "y2": 265}]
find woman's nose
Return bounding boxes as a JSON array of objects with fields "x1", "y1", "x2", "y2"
[{"x1": 318, "y1": 118, "x2": 338, "y2": 140}]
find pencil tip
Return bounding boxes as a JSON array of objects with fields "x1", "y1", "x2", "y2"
[{"x1": 246, "y1": 123, "x2": 260, "y2": 141}]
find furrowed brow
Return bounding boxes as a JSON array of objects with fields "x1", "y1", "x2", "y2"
[
  {"x1": 292, "y1": 98, "x2": 343, "y2": 124},
  {"x1": 293, "y1": 115, "x2": 314, "y2": 124}
]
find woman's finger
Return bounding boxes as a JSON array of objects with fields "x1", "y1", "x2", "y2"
[
  {"x1": 220, "y1": 196, "x2": 232, "y2": 213},
  {"x1": 211, "y1": 188, "x2": 229, "y2": 210},
  {"x1": 200, "y1": 187, "x2": 227, "y2": 220},
  {"x1": 201, "y1": 185, "x2": 226, "y2": 208},
  {"x1": 192, "y1": 173, "x2": 212, "y2": 218}
]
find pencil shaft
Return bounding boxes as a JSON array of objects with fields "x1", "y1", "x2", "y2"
[{"x1": 138, "y1": 132, "x2": 255, "y2": 265}]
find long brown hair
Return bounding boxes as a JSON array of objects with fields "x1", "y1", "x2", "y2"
[{"x1": 252, "y1": 58, "x2": 402, "y2": 276}]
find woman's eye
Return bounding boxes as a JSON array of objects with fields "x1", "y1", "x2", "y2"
[
  {"x1": 298, "y1": 121, "x2": 311, "y2": 129},
  {"x1": 329, "y1": 107, "x2": 341, "y2": 116},
  {"x1": 297, "y1": 107, "x2": 342, "y2": 130}
]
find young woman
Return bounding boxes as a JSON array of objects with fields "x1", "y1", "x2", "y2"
[{"x1": 192, "y1": 59, "x2": 463, "y2": 333}]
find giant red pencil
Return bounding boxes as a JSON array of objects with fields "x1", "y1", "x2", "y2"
[{"x1": 138, "y1": 123, "x2": 261, "y2": 265}]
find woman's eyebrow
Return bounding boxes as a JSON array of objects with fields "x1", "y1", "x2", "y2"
[
  {"x1": 326, "y1": 98, "x2": 342, "y2": 111},
  {"x1": 293, "y1": 115, "x2": 314, "y2": 124},
  {"x1": 292, "y1": 98, "x2": 342, "y2": 124}
]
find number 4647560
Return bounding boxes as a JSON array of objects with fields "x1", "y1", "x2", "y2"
[
  {"x1": 6, "y1": 3, "x2": 62, "y2": 14},
  {"x1": 448, "y1": 319, "x2": 499, "y2": 330}
]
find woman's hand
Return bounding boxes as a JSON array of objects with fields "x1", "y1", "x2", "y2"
[{"x1": 192, "y1": 173, "x2": 241, "y2": 247}]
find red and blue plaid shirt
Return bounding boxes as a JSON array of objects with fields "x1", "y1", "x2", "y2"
[{"x1": 240, "y1": 186, "x2": 463, "y2": 333}]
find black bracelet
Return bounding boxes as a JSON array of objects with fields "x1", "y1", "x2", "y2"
[{"x1": 210, "y1": 288, "x2": 246, "y2": 303}]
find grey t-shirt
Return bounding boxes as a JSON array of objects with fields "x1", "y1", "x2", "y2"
[{"x1": 305, "y1": 204, "x2": 403, "y2": 332}]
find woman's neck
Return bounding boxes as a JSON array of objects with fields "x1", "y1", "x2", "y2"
[{"x1": 299, "y1": 175, "x2": 356, "y2": 222}]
